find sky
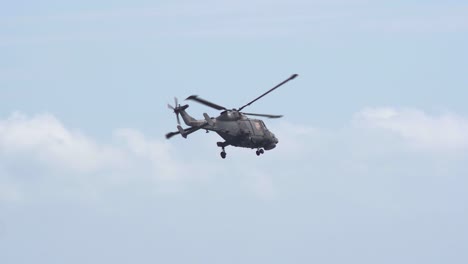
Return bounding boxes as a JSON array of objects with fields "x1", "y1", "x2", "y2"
[{"x1": 1, "y1": 0, "x2": 468, "y2": 263}]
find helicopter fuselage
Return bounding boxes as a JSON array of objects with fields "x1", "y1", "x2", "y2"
[
  {"x1": 213, "y1": 118, "x2": 278, "y2": 151},
  {"x1": 179, "y1": 106, "x2": 278, "y2": 151}
]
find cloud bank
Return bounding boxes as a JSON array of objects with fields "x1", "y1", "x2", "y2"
[
  {"x1": 355, "y1": 107, "x2": 468, "y2": 151},
  {"x1": 0, "y1": 112, "x2": 126, "y2": 172},
  {"x1": 0, "y1": 112, "x2": 193, "y2": 202},
  {"x1": 1, "y1": 108, "x2": 468, "y2": 203}
]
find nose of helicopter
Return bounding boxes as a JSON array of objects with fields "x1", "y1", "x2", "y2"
[
  {"x1": 263, "y1": 132, "x2": 278, "y2": 150},
  {"x1": 271, "y1": 132, "x2": 278, "y2": 144},
  {"x1": 273, "y1": 136, "x2": 278, "y2": 144},
  {"x1": 270, "y1": 132, "x2": 279, "y2": 146}
]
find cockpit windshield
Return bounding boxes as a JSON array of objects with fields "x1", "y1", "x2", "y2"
[{"x1": 251, "y1": 120, "x2": 265, "y2": 135}]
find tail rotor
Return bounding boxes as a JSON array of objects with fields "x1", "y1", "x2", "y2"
[
  {"x1": 166, "y1": 97, "x2": 195, "y2": 139},
  {"x1": 167, "y1": 97, "x2": 181, "y2": 125}
]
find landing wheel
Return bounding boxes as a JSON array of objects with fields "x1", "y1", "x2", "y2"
[
  {"x1": 217, "y1": 142, "x2": 227, "y2": 159},
  {"x1": 260, "y1": 149, "x2": 264, "y2": 154},
  {"x1": 256, "y1": 149, "x2": 264, "y2": 156}
]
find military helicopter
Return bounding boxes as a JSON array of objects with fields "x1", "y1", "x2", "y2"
[{"x1": 166, "y1": 74, "x2": 298, "y2": 159}]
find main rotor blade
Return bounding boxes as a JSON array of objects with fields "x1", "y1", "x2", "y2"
[
  {"x1": 165, "y1": 126, "x2": 201, "y2": 139},
  {"x1": 242, "y1": 112, "x2": 283, "y2": 119},
  {"x1": 186, "y1": 95, "x2": 227, "y2": 111},
  {"x1": 238, "y1": 74, "x2": 298, "y2": 111}
]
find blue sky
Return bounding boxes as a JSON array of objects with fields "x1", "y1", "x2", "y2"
[{"x1": 1, "y1": 1, "x2": 468, "y2": 263}]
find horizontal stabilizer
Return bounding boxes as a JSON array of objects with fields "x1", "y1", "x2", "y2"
[
  {"x1": 177, "y1": 125, "x2": 187, "y2": 138},
  {"x1": 166, "y1": 126, "x2": 204, "y2": 139}
]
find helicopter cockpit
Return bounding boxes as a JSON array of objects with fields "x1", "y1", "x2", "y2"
[{"x1": 250, "y1": 119, "x2": 278, "y2": 149}]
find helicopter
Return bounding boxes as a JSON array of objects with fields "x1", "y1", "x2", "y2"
[{"x1": 166, "y1": 74, "x2": 298, "y2": 159}]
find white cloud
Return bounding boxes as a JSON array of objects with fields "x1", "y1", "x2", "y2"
[
  {"x1": 0, "y1": 112, "x2": 192, "y2": 178},
  {"x1": 2, "y1": 107, "x2": 467, "y2": 204},
  {"x1": 113, "y1": 128, "x2": 182, "y2": 181},
  {"x1": 354, "y1": 107, "x2": 468, "y2": 151},
  {"x1": 0, "y1": 112, "x2": 197, "y2": 202},
  {"x1": 0, "y1": 112, "x2": 126, "y2": 172}
]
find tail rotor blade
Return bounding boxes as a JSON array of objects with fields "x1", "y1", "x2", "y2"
[{"x1": 168, "y1": 97, "x2": 181, "y2": 124}]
